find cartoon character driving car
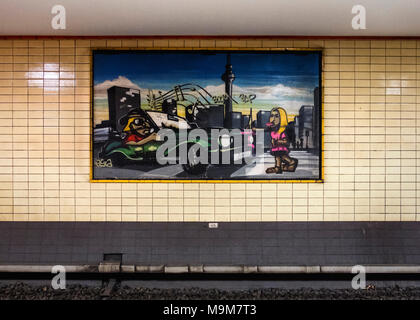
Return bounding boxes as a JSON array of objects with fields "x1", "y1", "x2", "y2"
[
  {"x1": 265, "y1": 107, "x2": 298, "y2": 174},
  {"x1": 120, "y1": 110, "x2": 157, "y2": 146}
]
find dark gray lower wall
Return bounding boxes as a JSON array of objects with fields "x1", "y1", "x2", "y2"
[{"x1": 0, "y1": 222, "x2": 419, "y2": 265}]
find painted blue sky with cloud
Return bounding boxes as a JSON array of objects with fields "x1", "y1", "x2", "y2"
[
  {"x1": 94, "y1": 51, "x2": 320, "y2": 88},
  {"x1": 93, "y1": 51, "x2": 321, "y2": 113}
]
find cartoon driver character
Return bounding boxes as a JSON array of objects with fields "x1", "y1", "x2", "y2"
[
  {"x1": 265, "y1": 107, "x2": 298, "y2": 174},
  {"x1": 120, "y1": 110, "x2": 157, "y2": 145}
]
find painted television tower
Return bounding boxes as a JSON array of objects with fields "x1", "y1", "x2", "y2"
[{"x1": 221, "y1": 53, "x2": 235, "y2": 114}]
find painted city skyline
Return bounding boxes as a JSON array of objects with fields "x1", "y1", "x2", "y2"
[{"x1": 93, "y1": 51, "x2": 321, "y2": 125}]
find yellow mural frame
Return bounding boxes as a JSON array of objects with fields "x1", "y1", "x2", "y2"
[{"x1": 89, "y1": 47, "x2": 324, "y2": 183}]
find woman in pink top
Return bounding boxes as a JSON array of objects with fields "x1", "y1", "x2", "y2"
[{"x1": 265, "y1": 107, "x2": 298, "y2": 174}]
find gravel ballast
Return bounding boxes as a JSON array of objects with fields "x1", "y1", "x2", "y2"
[{"x1": 1, "y1": 283, "x2": 420, "y2": 300}]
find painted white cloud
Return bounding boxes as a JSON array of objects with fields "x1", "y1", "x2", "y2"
[
  {"x1": 248, "y1": 84, "x2": 312, "y2": 100},
  {"x1": 203, "y1": 83, "x2": 314, "y2": 113},
  {"x1": 273, "y1": 99, "x2": 313, "y2": 114},
  {"x1": 202, "y1": 84, "x2": 248, "y2": 95},
  {"x1": 203, "y1": 83, "x2": 312, "y2": 100},
  {"x1": 94, "y1": 76, "x2": 143, "y2": 98}
]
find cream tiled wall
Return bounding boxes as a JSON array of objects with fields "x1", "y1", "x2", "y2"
[{"x1": 0, "y1": 38, "x2": 419, "y2": 222}]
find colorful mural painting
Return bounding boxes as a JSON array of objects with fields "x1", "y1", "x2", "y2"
[{"x1": 91, "y1": 50, "x2": 322, "y2": 181}]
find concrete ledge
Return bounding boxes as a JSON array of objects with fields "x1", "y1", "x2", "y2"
[
  {"x1": 98, "y1": 262, "x2": 120, "y2": 273},
  {"x1": 365, "y1": 266, "x2": 420, "y2": 274},
  {"x1": 135, "y1": 265, "x2": 165, "y2": 273},
  {"x1": 189, "y1": 265, "x2": 204, "y2": 273},
  {"x1": 320, "y1": 266, "x2": 353, "y2": 273},
  {"x1": 121, "y1": 265, "x2": 135, "y2": 273},
  {"x1": 2, "y1": 264, "x2": 420, "y2": 274},
  {"x1": 203, "y1": 266, "x2": 244, "y2": 273},
  {"x1": 164, "y1": 266, "x2": 189, "y2": 273},
  {"x1": 0, "y1": 265, "x2": 96, "y2": 273},
  {"x1": 244, "y1": 266, "x2": 258, "y2": 273},
  {"x1": 258, "y1": 266, "x2": 309, "y2": 273}
]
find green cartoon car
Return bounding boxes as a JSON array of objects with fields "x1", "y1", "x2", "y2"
[{"x1": 99, "y1": 109, "x2": 253, "y2": 175}]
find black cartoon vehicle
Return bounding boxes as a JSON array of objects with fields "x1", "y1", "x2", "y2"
[
  {"x1": 99, "y1": 109, "x2": 251, "y2": 175},
  {"x1": 97, "y1": 84, "x2": 254, "y2": 175}
]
